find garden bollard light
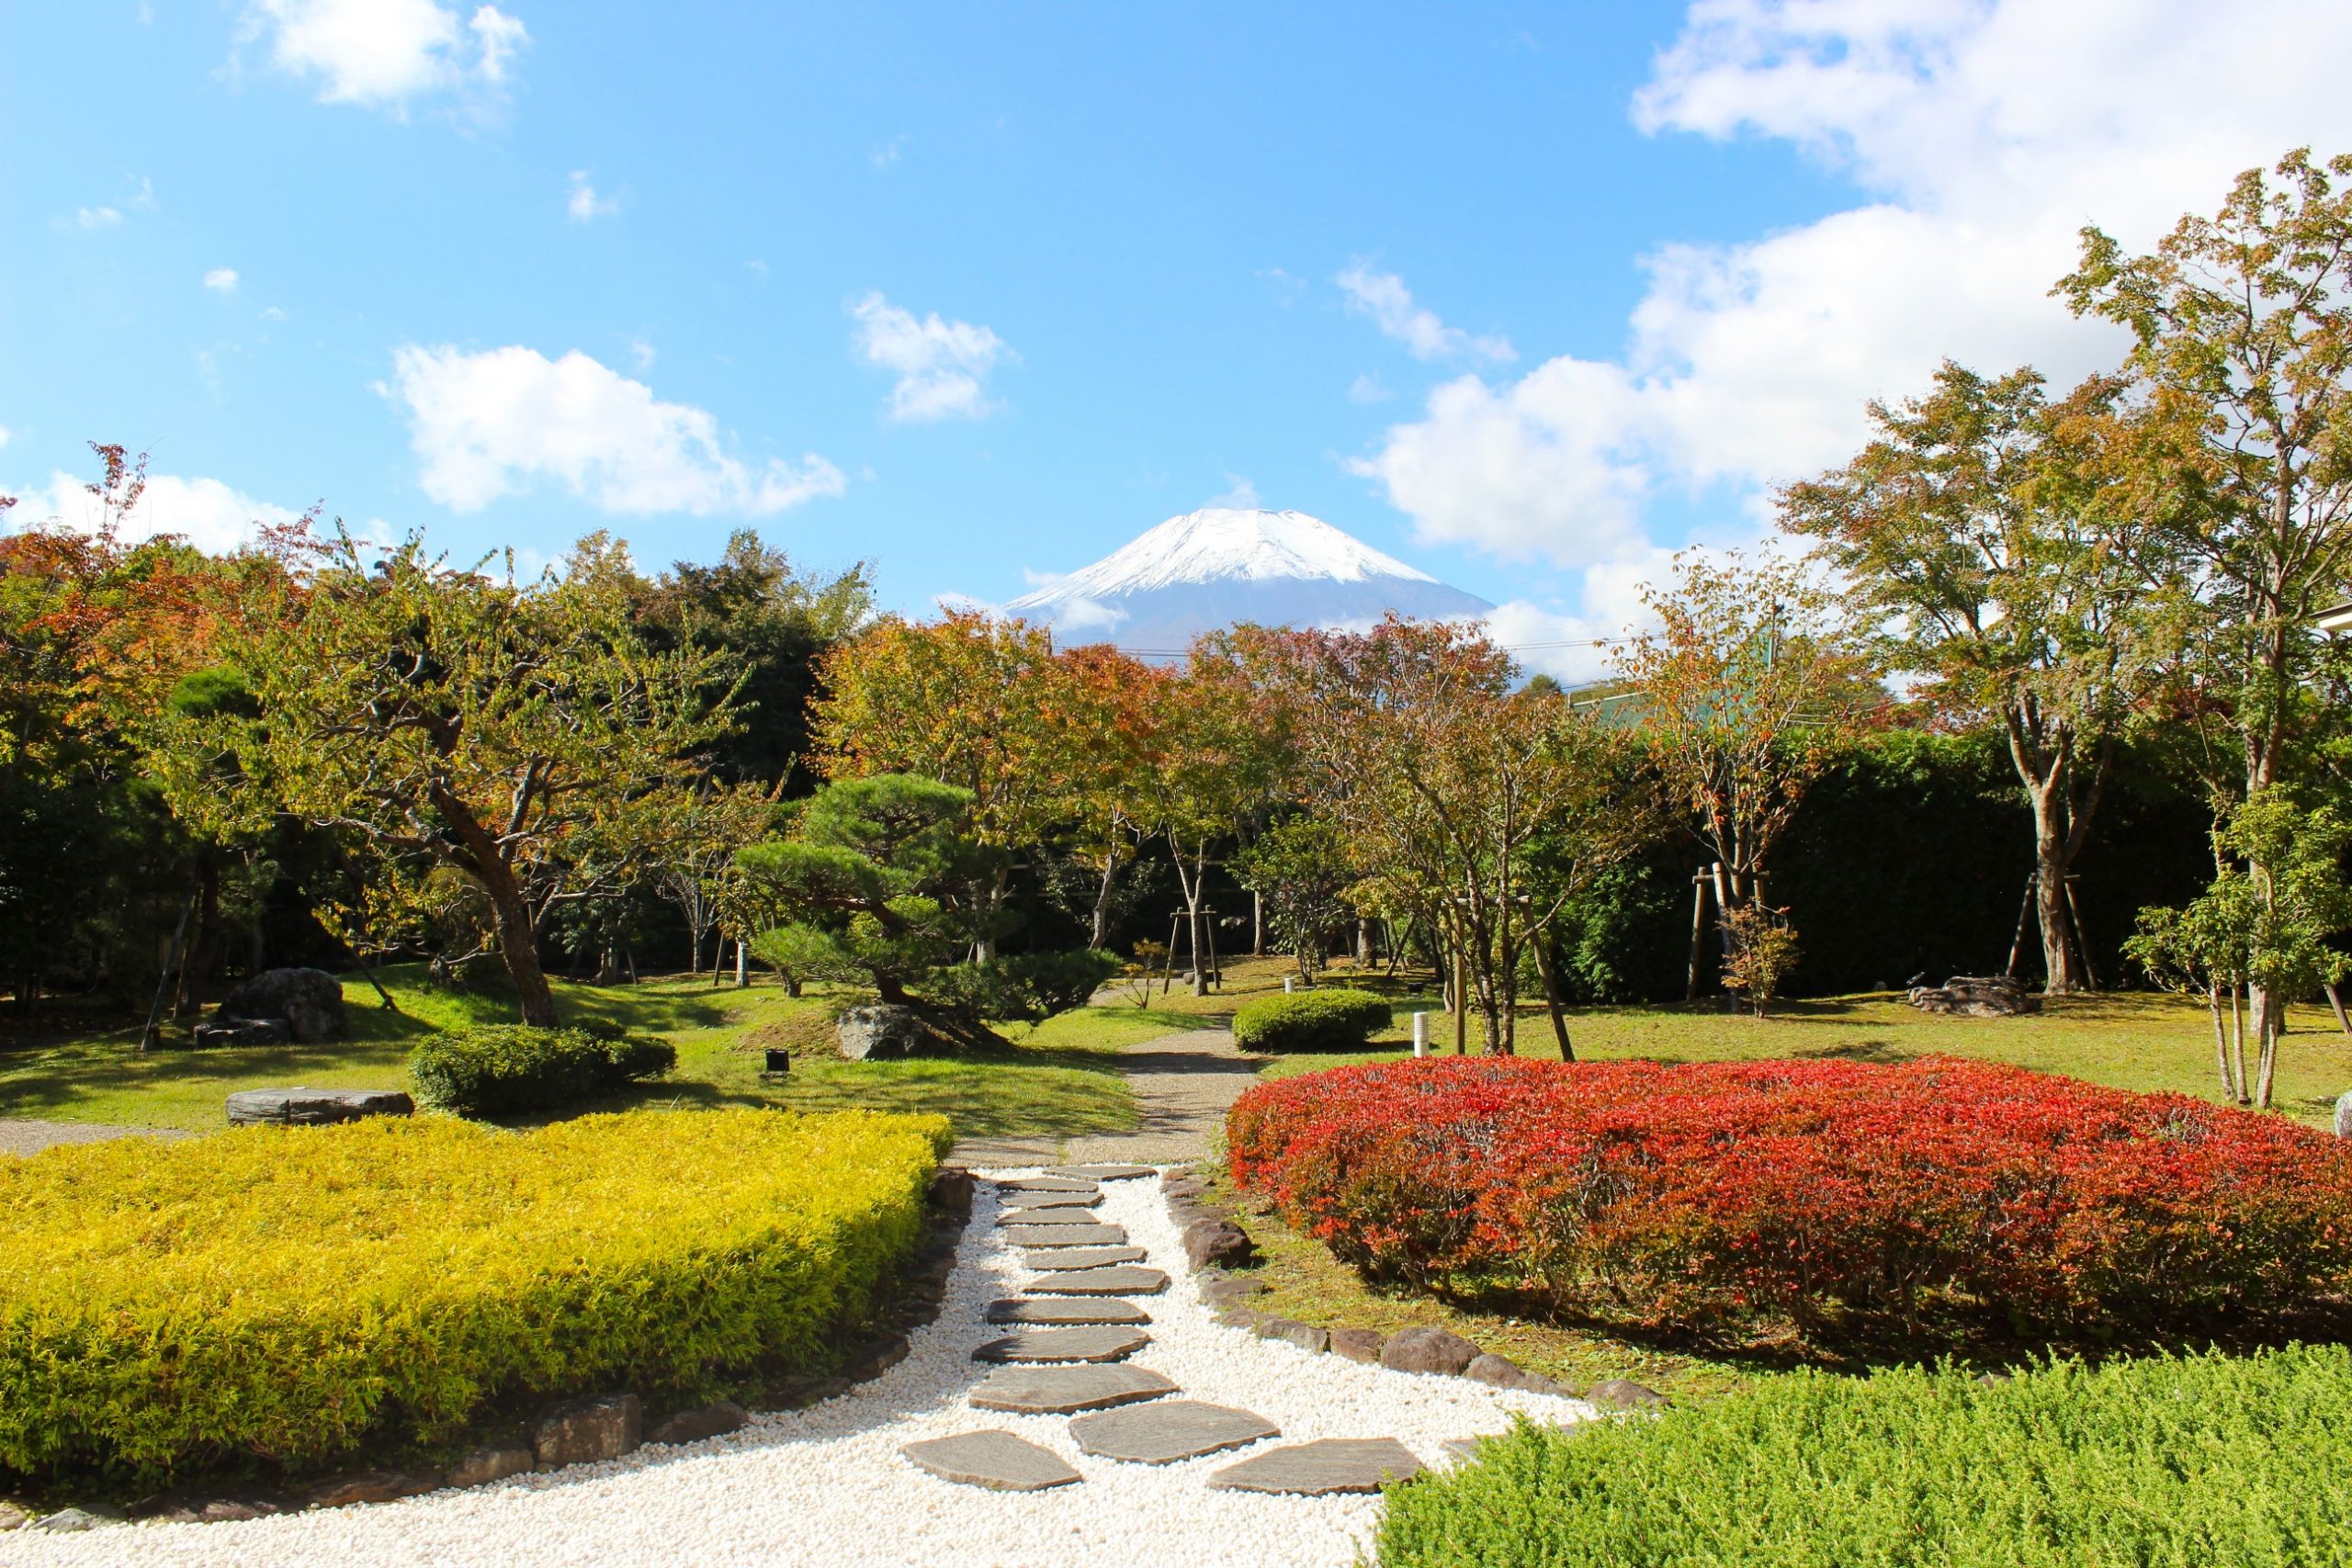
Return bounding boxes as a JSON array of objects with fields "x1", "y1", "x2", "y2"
[
  {"x1": 1283, "y1": 976, "x2": 1294, "y2": 994},
  {"x1": 1412, "y1": 1011, "x2": 1430, "y2": 1057}
]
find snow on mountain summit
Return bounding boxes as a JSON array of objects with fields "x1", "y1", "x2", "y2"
[{"x1": 1005, "y1": 507, "x2": 1493, "y2": 655}]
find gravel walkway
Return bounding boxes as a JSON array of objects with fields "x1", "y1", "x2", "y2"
[
  {"x1": 2, "y1": 1168, "x2": 1590, "y2": 1568},
  {"x1": 0, "y1": 1122, "x2": 194, "y2": 1158},
  {"x1": 950, "y1": 1022, "x2": 1261, "y2": 1170}
]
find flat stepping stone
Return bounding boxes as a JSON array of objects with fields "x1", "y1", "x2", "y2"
[
  {"x1": 973, "y1": 1325, "x2": 1150, "y2": 1363},
  {"x1": 1023, "y1": 1246, "x2": 1148, "y2": 1271},
  {"x1": 986, "y1": 1297, "x2": 1150, "y2": 1325},
  {"x1": 970, "y1": 1364, "x2": 1177, "y2": 1415},
  {"x1": 1003, "y1": 1224, "x2": 1128, "y2": 1248},
  {"x1": 998, "y1": 1177, "x2": 1096, "y2": 1192},
  {"x1": 1048, "y1": 1164, "x2": 1155, "y2": 1180},
  {"x1": 900, "y1": 1431, "x2": 1080, "y2": 1491},
  {"x1": 1210, "y1": 1438, "x2": 1427, "y2": 1495},
  {"x1": 1027, "y1": 1265, "x2": 1169, "y2": 1296},
  {"x1": 995, "y1": 1205, "x2": 1110, "y2": 1227},
  {"x1": 1070, "y1": 1400, "x2": 1279, "y2": 1464},
  {"x1": 999, "y1": 1190, "x2": 1099, "y2": 1211}
]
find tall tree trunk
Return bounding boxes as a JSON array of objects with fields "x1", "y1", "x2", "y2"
[
  {"x1": 1090, "y1": 853, "x2": 1121, "y2": 951},
  {"x1": 2019, "y1": 762, "x2": 2084, "y2": 995},
  {"x1": 2209, "y1": 982, "x2": 2236, "y2": 1100},
  {"x1": 977, "y1": 864, "x2": 1011, "y2": 963},
  {"x1": 175, "y1": 858, "x2": 222, "y2": 1022},
  {"x1": 1533, "y1": 935, "x2": 1574, "y2": 1061},
  {"x1": 481, "y1": 862, "x2": 559, "y2": 1026},
  {"x1": 1356, "y1": 918, "x2": 1374, "y2": 965}
]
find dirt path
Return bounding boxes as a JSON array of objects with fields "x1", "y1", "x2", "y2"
[
  {"x1": 951, "y1": 1025, "x2": 1259, "y2": 1169},
  {"x1": 0, "y1": 1120, "x2": 195, "y2": 1158}
]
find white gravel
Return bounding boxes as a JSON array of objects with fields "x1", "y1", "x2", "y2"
[{"x1": 1, "y1": 1172, "x2": 1593, "y2": 1568}]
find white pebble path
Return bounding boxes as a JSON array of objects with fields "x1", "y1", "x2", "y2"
[{"x1": 1, "y1": 1172, "x2": 1595, "y2": 1568}]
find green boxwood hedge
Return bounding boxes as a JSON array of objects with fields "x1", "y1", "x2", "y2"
[
  {"x1": 1230, "y1": 987, "x2": 1392, "y2": 1052},
  {"x1": 1377, "y1": 1348, "x2": 2352, "y2": 1567},
  {"x1": 408, "y1": 1023, "x2": 675, "y2": 1116}
]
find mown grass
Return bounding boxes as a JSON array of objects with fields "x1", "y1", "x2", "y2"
[{"x1": 0, "y1": 967, "x2": 1137, "y2": 1140}]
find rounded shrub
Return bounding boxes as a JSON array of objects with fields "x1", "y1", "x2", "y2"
[
  {"x1": 408, "y1": 1023, "x2": 675, "y2": 1116},
  {"x1": 0, "y1": 1108, "x2": 950, "y2": 1486},
  {"x1": 1230, "y1": 987, "x2": 1393, "y2": 1053},
  {"x1": 1228, "y1": 1055, "x2": 2352, "y2": 1349}
]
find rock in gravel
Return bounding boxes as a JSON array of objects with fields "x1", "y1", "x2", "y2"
[
  {"x1": 1069, "y1": 1400, "x2": 1280, "y2": 1463},
  {"x1": 447, "y1": 1446, "x2": 536, "y2": 1487},
  {"x1": 1048, "y1": 1164, "x2": 1155, "y2": 1181},
  {"x1": 1159, "y1": 1175, "x2": 1208, "y2": 1200},
  {"x1": 649, "y1": 1400, "x2": 748, "y2": 1446},
  {"x1": 969, "y1": 1363, "x2": 1177, "y2": 1414},
  {"x1": 1209, "y1": 1438, "x2": 1427, "y2": 1495},
  {"x1": 999, "y1": 1190, "x2": 1097, "y2": 1211},
  {"x1": 1196, "y1": 1272, "x2": 1267, "y2": 1307},
  {"x1": 1586, "y1": 1378, "x2": 1669, "y2": 1409},
  {"x1": 1329, "y1": 1326, "x2": 1387, "y2": 1364},
  {"x1": 996, "y1": 1205, "x2": 1110, "y2": 1226},
  {"x1": 1023, "y1": 1245, "x2": 1148, "y2": 1271},
  {"x1": 0, "y1": 1502, "x2": 24, "y2": 1531},
  {"x1": 900, "y1": 1431, "x2": 1080, "y2": 1492},
  {"x1": 928, "y1": 1168, "x2": 975, "y2": 1215},
  {"x1": 30, "y1": 1508, "x2": 117, "y2": 1532},
  {"x1": 761, "y1": 1373, "x2": 854, "y2": 1410},
  {"x1": 224, "y1": 1087, "x2": 413, "y2": 1126},
  {"x1": 843, "y1": 1333, "x2": 911, "y2": 1381},
  {"x1": 1464, "y1": 1353, "x2": 1568, "y2": 1394},
  {"x1": 130, "y1": 1487, "x2": 298, "y2": 1523},
  {"x1": 302, "y1": 1471, "x2": 441, "y2": 1508},
  {"x1": 1183, "y1": 1217, "x2": 1255, "y2": 1269},
  {"x1": 1216, "y1": 1306, "x2": 1266, "y2": 1330},
  {"x1": 1003, "y1": 1223, "x2": 1128, "y2": 1248},
  {"x1": 1254, "y1": 1317, "x2": 1329, "y2": 1354},
  {"x1": 534, "y1": 1393, "x2": 642, "y2": 1468},
  {"x1": 1026, "y1": 1264, "x2": 1170, "y2": 1296},
  {"x1": 985, "y1": 1296, "x2": 1151, "y2": 1325},
  {"x1": 998, "y1": 1176, "x2": 1096, "y2": 1192},
  {"x1": 1381, "y1": 1326, "x2": 1482, "y2": 1377},
  {"x1": 973, "y1": 1325, "x2": 1151, "y2": 1363}
]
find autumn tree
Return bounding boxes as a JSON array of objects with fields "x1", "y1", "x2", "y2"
[
  {"x1": 1232, "y1": 814, "x2": 1354, "y2": 983},
  {"x1": 1781, "y1": 362, "x2": 2154, "y2": 992},
  {"x1": 2061, "y1": 147, "x2": 2352, "y2": 1038},
  {"x1": 209, "y1": 533, "x2": 738, "y2": 1026},
  {"x1": 1056, "y1": 645, "x2": 1166, "y2": 949},
  {"x1": 1614, "y1": 550, "x2": 1875, "y2": 994}
]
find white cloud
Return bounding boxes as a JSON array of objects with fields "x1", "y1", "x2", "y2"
[
  {"x1": 870, "y1": 136, "x2": 905, "y2": 170},
  {"x1": 6, "y1": 470, "x2": 300, "y2": 556},
  {"x1": 1347, "y1": 373, "x2": 1391, "y2": 404},
  {"x1": 850, "y1": 292, "x2": 1011, "y2": 423},
  {"x1": 1337, "y1": 265, "x2": 1515, "y2": 365},
  {"x1": 1355, "y1": 0, "x2": 2352, "y2": 570},
  {"x1": 261, "y1": 305, "x2": 288, "y2": 321},
  {"x1": 243, "y1": 0, "x2": 527, "y2": 112},
  {"x1": 386, "y1": 344, "x2": 846, "y2": 515},
  {"x1": 566, "y1": 170, "x2": 618, "y2": 221},
  {"x1": 78, "y1": 207, "x2": 123, "y2": 229},
  {"x1": 204, "y1": 267, "x2": 240, "y2": 292},
  {"x1": 1204, "y1": 474, "x2": 1261, "y2": 510},
  {"x1": 626, "y1": 336, "x2": 656, "y2": 371}
]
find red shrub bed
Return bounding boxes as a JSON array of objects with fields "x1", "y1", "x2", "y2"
[{"x1": 1227, "y1": 1056, "x2": 2352, "y2": 1347}]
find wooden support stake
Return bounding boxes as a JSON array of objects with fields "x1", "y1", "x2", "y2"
[
  {"x1": 1685, "y1": 873, "x2": 1710, "y2": 1001},
  {"x1": 2063, "y1": 875, "x2": 2099, "y2": 991},
  {"x1": 2004, "y1": 874, "x2": 2036, "y2": 980},
  {"x1": 141, "y1": 893, "x2": 198, "y2": 1054}
]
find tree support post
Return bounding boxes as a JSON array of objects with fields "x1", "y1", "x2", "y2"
[{"x1": 141, "y1": 893, "x2": 198, "y2": 1054}]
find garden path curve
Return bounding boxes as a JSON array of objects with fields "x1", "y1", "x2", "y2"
[{"x1": 951, "y1": 1024, "x2": 1258, "y2": 1169}]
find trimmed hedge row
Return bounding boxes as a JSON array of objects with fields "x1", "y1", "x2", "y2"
[
  {"x1": 409, "y1": 1023, "x2": 675, "y2": 1116},
  {"x1": 1230, "y1": 988, "x2": 1392, "y2": 1053},
  {"x1": 1228, "y1": 1055, "x2": 2352, "y2": 1348},
  {"x1": 1377, "y1": 1348, "x2": 2352, "y2": 1567},
  {"x1": 0, "y1": 1107, "x2": 950, "y2": 1484}
]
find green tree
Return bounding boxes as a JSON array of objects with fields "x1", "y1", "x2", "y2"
[
  {"x1": 1232, "y1": 814, "x2": 1355, "y2": 983},
  {"x1": 211, "y1": 534, "x2": 738, "y2": 1026}
]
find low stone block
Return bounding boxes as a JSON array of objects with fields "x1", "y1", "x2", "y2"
[
  {"x1": 534, "y1": 1393, "x2": 642, "y2": 1469},
  {"x1": 190, "y1": 1018, "x2": 293, "y2": 1049},
  {"x1": 973, "y1": 1325, "x2": 1150, "y2": 1363},
  {"x1": 648, "y1": 1400, "x2": 747, "y2": 1446},
  {"x1": 1209, "y1": 1438, "x2": 1426, "y2": 1495},
  {"x1": 900, "y1": 1431, "x2": 1080, "y2": 1492},
  {"x1": 996, "y1": 1204, "x2": 1107, "y2": 1226},
  {"x1": 1069, "y1": 1400, "x2": 1279, "y2": 1463},
  {"x1": 1586, "y1": 1378, "x2": 1669, "y2": 1409},
  {"x1": 1329, "y1": 1326, "x2": 1386, "y2": 1364},
  {"x1": 1048, "y1": 1163, "x2": 1154, "y2": 1181},
  {"x1": 1254, "y1": 1317, "x2": 1329, "y2": 1354},
  {"x1": 985, "y1": 1296, "x2": 1150, "y2": 1325},
  {"x1": 1027, "y1": 1264, "x2": 1168, "y2": 1296},
  {"x1": 128, "y1": 1488, "x2": 296, "y2": 1523},
  {"x1": 1196, "y1": 1272, "x2": 1266, "y2": 1307},
  {"x1": 302, "y1": 1471, "x2": 441, "y2": 1508},
  {"x1": 447, "y1": 1446, "x2": 536, "y2": 1487},
  {"x1": 760, "y1": 1374, "x2": 853, "y2": 1410},
  {"x1": 1023, "y1": 1246, "x2": 1148, "y2": 1271},
  {"x1": 1003, "y1": 1223, "x2": 1127, "y2": 1248},
  {"x1": 843, "y1": 1334, "x2": 910, "y2": 1381},
  {"x1": 969, "y1": 1363, "x2": 1177, "y2": 1414},
  {"x1": 1464, "y1": 1353, "x2": 1568, "y2": 1394},
  {"x1": 1000, "y1": 1190, "x2": 1096, "y2": 1211},
  {"x1": 1159, "y1": 1175, "x2": 1208, "y2": 1200},
  {"x1": 225, "y1": 1087, "x2": 414, "y2": 1126},
  {"x1": 998, "y1": 1176, "x2": 1096, "y2": 1192},
  {"x1": 1381, "y1": 1325, "x2": 1481, "y2": 1377}
]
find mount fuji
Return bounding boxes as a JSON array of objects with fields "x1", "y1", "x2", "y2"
[{"x1": 1003, "y1": 507, "x2": 1493, "y2": 656}]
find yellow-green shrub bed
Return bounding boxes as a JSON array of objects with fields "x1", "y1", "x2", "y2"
[{"x1": 0, "y1": 1107, "x2": 951, "y2": 1485}]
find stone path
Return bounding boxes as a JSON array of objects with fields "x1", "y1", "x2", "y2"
[
  {"x1": 949, "y1": 1022, "x2": 1261, "y2": 1170},
  {"x1": 901, "y1": 1167, "x2": 1443, "y2": 1499},
  {"x1": 0, "y1": 1120, "x2": 194, "y2": 1158}
]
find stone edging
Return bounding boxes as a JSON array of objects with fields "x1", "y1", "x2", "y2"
[
  {"x1": 1, "y1": 1169, "x2": 977, "y2": 1536},
  {"x1": 1159, "y1": 1168, "x2": 1668, "y2": 1412}
]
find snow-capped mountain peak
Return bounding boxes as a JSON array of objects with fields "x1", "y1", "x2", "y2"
[{"x1": 1015, "y1": 508, "x2": 1440, "y2": 600}]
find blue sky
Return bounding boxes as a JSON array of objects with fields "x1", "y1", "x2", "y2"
[{"x1": 8, "y1": 2, "x2": 2349, "y2": 677}]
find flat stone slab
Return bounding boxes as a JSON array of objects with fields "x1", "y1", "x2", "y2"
[
  {"x1": 1048, "y1": 1164, "x2": 1156, "y2": 1180},
  {"x1": 1003, "y1": 1224, "x2": 1128, "y2": 1248},
  {"x1": 1026, "y1": 1264, "x2": 1169, "y2": 1296},
  {"x1": 973, "y1": 1325, "x2": 1151, "y2": 1363},
  {"x1": 969, "y1": 1364, "x2": 1177, "y2": 1415},
  {"x1": 994, "y1": 1205, "x2": 1110, "y2": 1227},
  {"x1": 1023, "y1": 1246, "x2": 1148, "y2": 1271},
  {"x1": 1070, "y1": 1400, "x2": 1279, "y2": 1464},
  {"x1": 997, "y1": 1177, "x2": 1097, "y2": 1192},
  {"x1": 999, "y1": 1191, "x2": 1099, "y2": 1211},
  {"x1": 225, "y1": 1088, "x2": 414, "y2": 1127},
  {"x1": 900, "y1": 1431, "x2": 1080, "y2": 1492},
  {"x1": 1210, "y1": 1438, "x2": 1426, "y2": 1495},
  {"x1": 986, "y1": 1297, "x2": 1150, "y2": 1325}
]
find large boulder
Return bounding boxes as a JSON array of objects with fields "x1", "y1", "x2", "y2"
[
  {"x1": 216, "y1": 967, "x2": 348, "y2": 1043},
  {"x1": 838, "y1": 1004, "x2": 924, "y2": 1060},
  {"x1": 1908, "y1": 975, "x2": 2041, "y2": 1018},
  {"x1": 188, "y1": 1018, "x2": 293, "y2": 1050}
]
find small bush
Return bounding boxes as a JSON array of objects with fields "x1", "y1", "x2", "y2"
[
  {"x1": 1228, "y1": 1055, "x2": 2352, "y2": 1349},
  {"x1": 1377, "y1": 1348, "x2": 2352, "y2": 1568},
  {"x1": 0, "y1": 1108, "x2": 949, "y2": 1485},
  {"x1": 408, "y1": 1023, "x2": 675, "y2": 1116},
  {"x1": 1231, "y1": 987, "x2": 1393, "y2": 1052}
]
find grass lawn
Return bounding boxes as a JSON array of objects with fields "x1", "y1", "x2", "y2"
[{"x1": 0, "y1": 966, "x2": 1139, "y2": 1140}]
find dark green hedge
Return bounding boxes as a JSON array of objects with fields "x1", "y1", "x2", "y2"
[
  {"x1": 409, "y1": 1024, "x2": 675, "y2": 1117},
  {"x1": 1377, "y1": 1348, "x2": 2352, "y2": 1568},
  {"x1": 1231, "y1": 988, "x2": 1392, "y2": 1052}
]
